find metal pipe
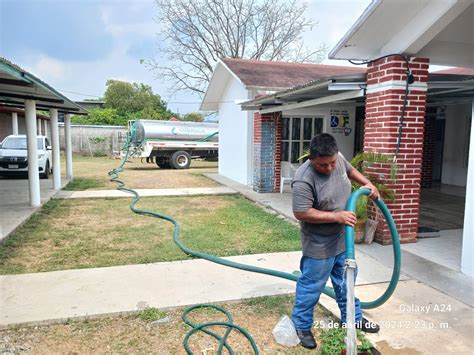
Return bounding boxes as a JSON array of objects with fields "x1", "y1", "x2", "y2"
[{"x1": 345, "y1": 259, "x2": 357, "y2": 355}]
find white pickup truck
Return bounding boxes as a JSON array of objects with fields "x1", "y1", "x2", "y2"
[{"x1": 0, "y1": 135, "x2": 53, "y2": 178}]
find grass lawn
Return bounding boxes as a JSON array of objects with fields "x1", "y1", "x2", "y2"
[
  {"x1": 61, "y1": 154, "x2": 218, "y2": 190},
  {"x1": 0, "y1": 295, "x2": 347, "y2": 354},
  {"x1": 0, "y1": 194, "x2": 300, "y2": 274}
]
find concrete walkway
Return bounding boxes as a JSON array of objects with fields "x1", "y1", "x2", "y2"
[
  {"x1": 0, "y1": 178, "x2": 69, "y2": 241},
  {"x1": 55, "y1": 186, "x2": 237, "y2": 199},
  {"x1": 0, "y1": 251, "x2": 407, "y2": 327}
]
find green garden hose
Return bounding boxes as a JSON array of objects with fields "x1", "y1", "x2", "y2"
[
  {"x1": 109, "y1": 125, "x2": 401, "y2": 353},
  {"x1": 345, "y1": 188, "x2": 401, "y2": 309},
  {"x1": 182, "y1": 304, "x2": 258, "y2": 354}
]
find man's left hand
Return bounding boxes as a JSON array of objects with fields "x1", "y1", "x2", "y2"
[{"x1": 361, "y1": 183, "x2": 380, "y2": 200}]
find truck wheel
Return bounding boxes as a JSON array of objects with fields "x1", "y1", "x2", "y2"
[
  {"x1": 170, "y1": 151, "x2": 191, "y2": 169},
  {"x1": 156, "y1": 158, "x2": 171, "y2": 169},
  {"x1": 157, "y1": 162, "x2": 171, "y2": 169}
]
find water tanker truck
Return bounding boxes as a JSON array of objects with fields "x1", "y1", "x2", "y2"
[{"x1": 126, "y1": 120, "x2": 218, "y2": 169}]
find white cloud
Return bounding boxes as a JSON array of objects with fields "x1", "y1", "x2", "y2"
[
  {"x1": 99, "y1": 3, "x2": 157, "y2": 38},
  {"x1": 30, "y1": 56, "x2": 65, "y2": 81},
  {"x1": 11, "y1": 0, "x2": 376, "y2": 115}
]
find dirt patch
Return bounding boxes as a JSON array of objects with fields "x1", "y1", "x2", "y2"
[
  {"x1": 63, "y1": 156, "x2": 219, "y2": 190},
  {"x1": 0, "y1": 296, "x2": 324, "y2": 354}
]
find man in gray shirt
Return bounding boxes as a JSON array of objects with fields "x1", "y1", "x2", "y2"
[{"x1": 292, "y1": 133, "x2": 380, "y2": 350}]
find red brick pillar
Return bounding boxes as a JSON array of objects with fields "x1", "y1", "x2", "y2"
[
  {"x1": 253, "y1": 111, "x2": 281, "y2": 193},
  {"x1": 365, "y1": 56, "x2": 429, "y2": 244}
]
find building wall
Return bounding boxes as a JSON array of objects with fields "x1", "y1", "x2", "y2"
[
  {"x1": 217, "y1": 78, "x2": 253, "y2": 185},
  {"x1": 0, "y1": 114, "x2": 12, "y2": 140},
  {"x1": 283, "y1": 103, "x2": 356, "y2": 159},
  {"x1": 442, "y1": 102, "x2": 471, "y2": 187},
  {"x1": 0, "y1": 114, "x2": 45, "y2": 141},
  {"x1": 461, "y1": 99, "x2": 474, "y2": 277}
]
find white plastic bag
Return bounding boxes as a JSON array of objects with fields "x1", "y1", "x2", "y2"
[{"x1": 272, "y1": 315, "x2": 300, "y2": 347}]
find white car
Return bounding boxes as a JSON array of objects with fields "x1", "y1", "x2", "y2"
[{"x1": 0, "y1": 135, "x2": 53, "y2": 179}]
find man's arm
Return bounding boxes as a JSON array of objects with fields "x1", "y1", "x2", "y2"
[
  {"x1": 292, "y1": 180, "x2": 358, "y2": 226},
  {"x1": 294, "y1": 208, "x2": 358, "y2": 227},
  {"x1": 348, "y1": 168, "x2": 380, "y2": 199}
]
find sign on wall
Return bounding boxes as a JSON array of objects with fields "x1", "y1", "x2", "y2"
[{"x1": 330, "y1": 109, "x2": 352, "y2": 136}]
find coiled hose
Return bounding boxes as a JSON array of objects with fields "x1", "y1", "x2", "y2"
[{"x1": 109, "y1": 125, "x2": 401, "y2": 353}]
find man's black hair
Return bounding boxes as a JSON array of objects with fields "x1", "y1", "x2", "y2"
[{"x1": 309, "y1": 133, "x2": 339, "y2": 159}]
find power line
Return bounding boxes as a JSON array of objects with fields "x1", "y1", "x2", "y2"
[
  {"x1": 58, "y1": 89, "x2": 102, "y2": 98},
  {"x1": 57, "y1": 88, "x2": 236, "y2": 104}
]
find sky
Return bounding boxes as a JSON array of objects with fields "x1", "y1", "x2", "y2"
[{"x1": 0, "y1": 0, "x2": 371, "y2": 115}]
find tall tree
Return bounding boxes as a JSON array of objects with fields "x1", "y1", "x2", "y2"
[
  {"x1": 148, "y1": 0, "x2": 325, "y2": 96},
  {"x1": 103, "y1": 80, "x2": 175, "y2": 119},
  {"x1": 183, "y1": 112, "x2": 205, "y2": 122}
]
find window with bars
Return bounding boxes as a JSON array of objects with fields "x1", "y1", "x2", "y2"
[{"x1": 281, "y1": 117, "x2": 324, "y2": 163}]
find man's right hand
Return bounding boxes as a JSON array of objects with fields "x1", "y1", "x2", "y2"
[{"x1": 333, "y1": 211, "x2": 357, "y2": 227}]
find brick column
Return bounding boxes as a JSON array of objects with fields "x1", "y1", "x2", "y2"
[
  {"x1": 365, "y1": 56, "x2": 429, "y2": 244},
  {"x1": 253, "y1": 111, "x2": 281, "y2": 193}
]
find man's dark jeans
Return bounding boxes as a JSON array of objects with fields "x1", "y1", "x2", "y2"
[{"x1": 292, "y1": 251, "x2": 362, "y2": 331}]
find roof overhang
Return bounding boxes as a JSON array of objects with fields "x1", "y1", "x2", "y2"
[
  {"x1": 329, "y1": 0, "x2": 474, "y2": 68},
  {"x1": 240, "y1": 72, "x2": 474, "y2": 113},
  {"x1": 426, "y1": 73, "x2": 474, "y2": 105},
  {"x1": 240, "y1": 74, "x2": 367, "y2": 114},
  {"x1": 200, "y1": 59, "x2": 246, "y2": 112},
  {"x1": 0, "y1": 58, "x2": 88, "y2": 115}
]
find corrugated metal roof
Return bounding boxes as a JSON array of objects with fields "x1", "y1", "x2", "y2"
[{"x1": 433, "y1": 67, "x2": 474, "y2": 76}]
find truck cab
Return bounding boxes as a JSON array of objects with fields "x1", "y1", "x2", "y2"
[{"x1": 0, "y1": 135, "x2": 53, "y2": 178}]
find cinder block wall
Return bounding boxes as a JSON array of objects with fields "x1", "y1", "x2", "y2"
[{"x1": 58, "y1": 124, "x2": 127, "y2": 155}]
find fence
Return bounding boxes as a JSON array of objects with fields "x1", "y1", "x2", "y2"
[{"x1": 59, "y1": 123, "x2": 127, "y2": 156}]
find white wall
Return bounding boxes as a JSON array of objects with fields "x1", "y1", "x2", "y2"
[
  {"x1": 283, "y1": 103, "x2": 357, "y2": 160},
  {"x1": 442, "y1": 103, "x2": 471, "y2": 186},
  {"x1": 461, "y1": 99, "x2": 474, "y2": 277},
  {"x1": 218, "y1": 78, "x2": 253, "y2": 185}
]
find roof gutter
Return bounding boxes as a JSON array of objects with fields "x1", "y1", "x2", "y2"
[
  {"x1": 241, "y1": 80, "x2": 333, "y2": 108},
  {"x1": 245, "y1": 89, "x2": 365, "y2": 114}
]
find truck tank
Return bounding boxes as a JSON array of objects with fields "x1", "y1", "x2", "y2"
[{"x1": 131, "y1": 120, "x2": 218, "y2": 144}]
